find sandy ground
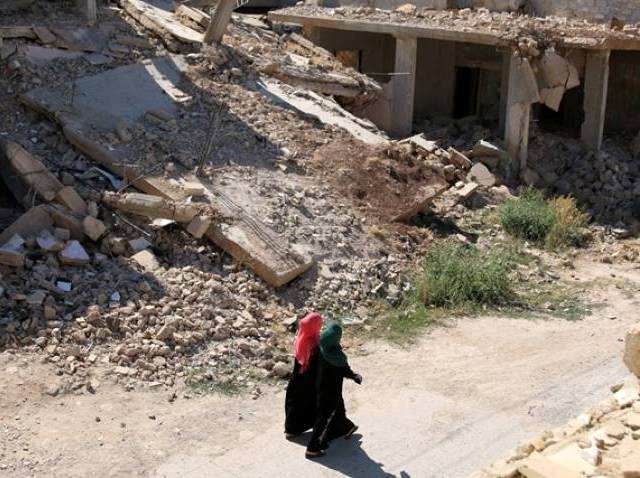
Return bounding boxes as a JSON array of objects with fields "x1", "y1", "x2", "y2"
[{"x1": 1, "y1": 259, "x2": 639, "y2": 478}]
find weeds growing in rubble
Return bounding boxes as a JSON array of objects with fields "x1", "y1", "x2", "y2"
[
  {"x1": 500, "y1": 187, "x2": 556, "y2": 244},
  {"x1": 415, "y1": 243, "x2": 514, "y2": 307},
  {"x1": 545, "y1": 196, "x2": 590, "y2": 250},
  {"x1": 500, "y1": 188, "x2": 590, "y2": 250}
]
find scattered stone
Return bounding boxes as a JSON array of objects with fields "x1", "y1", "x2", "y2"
[
  {"x1": 83, "y1": 216, "x2": 107, "y2": 242},
  {"x1": 128, "y1": 237, "x2": 152, "y2": 254},
  {"x1": 182, "y1": 181, "x2": 205, "y2": 197},
  {"x1": 273, "y1": 361, "x2": 290, "y2": 378},
  {"x1": 131, "y1": 249, "x2": 160, "y2": 272},
  {"x1": 36, "y1": 229, "x2": 64, "y2": 252},
  {"x1": 467, "y1": 162, "x2": 497, "y2": 188},
  {"x1": 624, "y1": 325, "x2": 640, "y2": 378},
  {"x1": 518, "y1": 452, "x2": 582, "y2": 478},
  {"x1": 58, "y1": 240, "x2": 90, "y2": 266},
  {"x1": 186, "y1": 215, "x2": 212, "y2": 239},
  {"x1": 54, "y1": 228, "x2": 71, "y2": 241}
]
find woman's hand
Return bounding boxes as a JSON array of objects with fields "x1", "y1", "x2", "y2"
[{"x1": 353, "y1": 373, "x2": 363, "y2": 385}]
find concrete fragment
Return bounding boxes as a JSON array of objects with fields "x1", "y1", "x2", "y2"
[
  {"x1": 400, "y1": 133, "x2": 438, "y2": 153},
  {"x1": 547, "y1": 442, "x2": 596, "y2": 474},
  {"x1": 128, "y1": 237, "x2": 152, "y2": 254},
  {"x1": 36, "y1": 229, "x2": 64, "y2": 252},
  {"x1": 131, "y1": 249, "x2": 160, "y2": 272},
  {"x1": 518, "y1": 453, "x2": 582, "y2": 478},
  {"x1": 624, "y1": 325, "x2": 640, "y2": 378},
  {"x1": 468, "y1": 162, "x2": 497, "y2": 188},
  {"x1": 615, "y1": 376, "x2": 640, "y2": 408},
  {"x1": 0, "y1": 248, "x2": 24, "y2": 267},
  {"x1": 182, "y1": 181, "x2": 205, "y2": 197},
  {"x1": 535, "y1": 51, "x2": 580, "y2": 112},
  {"x1": 625, "y1": 412, "x2": 640, "y2": 430},
  {"x1": 49, "y1": 208, "x2": 85, "y2": 240},
  {"x1": 55, "y1": 186, "x2": 88, "y2": 215},
  {"x1": 456, "y1": 182, "x2": 479, "y2": 201},
  {"x1": 83, "y1": 216, "x2": 107, "y2": 242},
  {"x1": 448, "y1": 147, "x2": 472, "y2": 170},
  {"x1": 59, "y1": 240, "x2": 90, "y2": 266},
  {"x1": 186, "y1": 215, "x2": 212, "y2": 239}
]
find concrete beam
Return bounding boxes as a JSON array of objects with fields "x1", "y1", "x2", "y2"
[
  {"x1": 581, "y1": 50, "x2": 610, "y2": 151},
  {"x1": 389, "y1": 35, "x2": 417, "y2": 137},
  {"x1": 504, "y1": 54, "x2": 539, "y2": 176},
  {"x1": 203, "y1": 0, "x2": 235, "y2": 44}
]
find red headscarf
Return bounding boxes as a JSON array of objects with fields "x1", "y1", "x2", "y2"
[{"x1": 294, "y1": 313, "x2": 323, "y2": 373}]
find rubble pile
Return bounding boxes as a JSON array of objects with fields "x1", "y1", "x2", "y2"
[
  {"x1": 475, "y1": 325, "x2": 640, "y2": 478},
  {"x1": 526, "y1": 128, "x2": 640, "y2": 224}
]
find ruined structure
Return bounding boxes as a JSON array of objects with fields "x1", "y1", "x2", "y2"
[{"x1": 270, "y1": 6, "x2": 640, "y2": 174}]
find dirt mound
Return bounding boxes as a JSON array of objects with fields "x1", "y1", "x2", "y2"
[{"x1": 312, "y1": 139, "x2": 446, "y2": 223}]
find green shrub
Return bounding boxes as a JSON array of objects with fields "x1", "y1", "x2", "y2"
[
  {"x1": 414, "y1": 243, "x2": 513, "y2": 307},
  {"x1": 546, "y1": 196, "x2": 590, "y2": 249},
  {"x1": 500, "y1": 187, "x2": 556, "y2": 243}
]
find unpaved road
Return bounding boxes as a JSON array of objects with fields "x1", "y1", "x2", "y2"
[{"x1": 1, "y1": 260, "x2": 639, "y2": 478}]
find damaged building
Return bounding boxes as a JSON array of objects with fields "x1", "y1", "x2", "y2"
[{"x1": 269, "y1": 4, "x2": 640, "y2": 221}]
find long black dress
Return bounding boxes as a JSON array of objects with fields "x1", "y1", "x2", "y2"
[
  {"x1": 306, "y1": 355, "x2": 357, "y2": 452},
  {"x1": 284, "y1": 350, "x2": 319, "y2": 435}
]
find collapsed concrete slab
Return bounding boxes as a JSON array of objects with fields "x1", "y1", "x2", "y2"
[{"x1": 21, "y1": 60, "x2": 314, "y2": 287}]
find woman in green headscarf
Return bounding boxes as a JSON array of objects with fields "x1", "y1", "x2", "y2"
[{"x1": 306, "y1": 323, "x2": 362, "y2": 458}]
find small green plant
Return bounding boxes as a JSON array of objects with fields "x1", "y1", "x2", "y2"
[
  {"x1": 186, "y1": 368, "x2": 243, "y2": 396},
  {"x1": 415, "y1": 243, "x2": 514, "y2": 307},
  {"x1": 500, "y1": 187, "x2": 556, "y2": 244},
  {"x1": 545, "y1": 196, "x2": 590, "y2": 250}
]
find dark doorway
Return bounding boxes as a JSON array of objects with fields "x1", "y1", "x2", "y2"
[
  {"x1": 536, "y1": 86, "x2": 584, "y2": 138},
  {"x1": 454, "y1": 67, "x2": 480, "y2": 118}
]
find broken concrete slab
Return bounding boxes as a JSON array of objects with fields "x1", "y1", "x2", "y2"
[
  {"x1": 181, "y1": 181, "x2": 205, "y2": 197},
  {"x1": 0, "y1": 206, "x2": 53, "y2": 246},
  {"x1": 101, "y1": 191, "x2": 206, "y2": 223},
  {"x1": 0, "y1": 139, "x2": 64, "y2": 207},
  {"x1": 22, "y1": 55, "x2": 190, "y2": 132},
  {"x1": 131, "y1": 249, "x2": 160, "y2": 271},
  {"x1": 55, "y1": 186, "x2": 88, "y2": 216},
  {"x1": 20, "y1": 45, "x2": 83, "y2": 65},
  {"x1": 535, "y1": 50, "x2": 580, "y2": 112},
  {"x1": 257, "y1": 78, "x2": 387, "y2": 145},
  {"x1": 118, "y1": 0, "x2": 203, "y2": 51},
  {"x1": 455, "y1": 182, "x2": 479, "y2": 201},
  {"x1": 59, "y1": 240, "x2": 90, "y2": 266}
]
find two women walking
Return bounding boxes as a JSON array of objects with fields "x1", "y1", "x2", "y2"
[{"x1": 284, "y1": 313, "x2": 362, "y2": 459}]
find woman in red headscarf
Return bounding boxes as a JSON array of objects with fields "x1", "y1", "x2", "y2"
[{"x1": 284, "y1": 312, "x2": 323, "y2": 439}]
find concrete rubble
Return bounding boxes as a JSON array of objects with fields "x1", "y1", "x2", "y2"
[
  {"x1": 0, "y1": 0, "x2": 637, "y2": 400},
  {"x1": 474, "y1": 324, "x2": 640, "y2": 478}
]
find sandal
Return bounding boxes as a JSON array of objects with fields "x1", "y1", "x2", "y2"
[
  {"x1": 344, "y1": 425, "x2": 358, "y2": 440},
  {"x1": 305, "y1": 450, "x2": 326, "y2": 459}
]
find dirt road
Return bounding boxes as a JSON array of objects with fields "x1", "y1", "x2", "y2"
[{"x1": 1, "y1": 260, "x2": 638, "y2": 478}]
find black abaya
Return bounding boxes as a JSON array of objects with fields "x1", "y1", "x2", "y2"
[
  {"x1": 284, "y1": 350, "x2": 319, "y2": 435},
  {"x1": 306, "y1": 356, "x2": 357, "y2": 452}
]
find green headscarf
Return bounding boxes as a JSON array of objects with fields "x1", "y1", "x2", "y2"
[{"x1": 319, "y1": 323, "x2": 349, "y2": 368}]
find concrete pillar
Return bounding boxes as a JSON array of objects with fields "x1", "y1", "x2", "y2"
[
  {"x1": 581, "y1": 50, "x2": 610, "y2": 151},
  {"x1": 504, "y1": 53, "x2": 539, "y2": 175},
  {"x1": 204, "y1": 0, "x2": 235, "y2": 44},
  {"x1": 77, "y1": 0, "x2": 97, "y2": 22},
  {"x1": 389, "y1": 35, "x2": 417, "y2": 138},
  {"x1": 498, "y1": 50, "x2": 511, "y2": 136}
]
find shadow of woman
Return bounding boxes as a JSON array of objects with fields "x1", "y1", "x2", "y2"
[{"x1": 311, "y1": 434, "x2": 404, "y2": 478}]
